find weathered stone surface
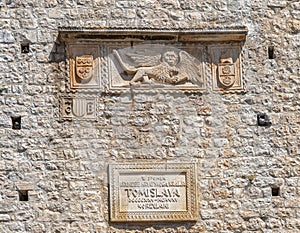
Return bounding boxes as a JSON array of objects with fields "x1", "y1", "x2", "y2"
[
  {"x1": 0, "y1": 30, "x2": 15, "y2": 43},
  {"x1": 0, "y1": 0, "x2": 299, "y2": 232},
  {"x1": 0, "y1": 214, "x2": 11, "y2": 222}
]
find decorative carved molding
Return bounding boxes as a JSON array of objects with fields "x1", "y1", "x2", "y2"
[{"x1": 59, "y1": 27, "x2": 247, "y2": 119}]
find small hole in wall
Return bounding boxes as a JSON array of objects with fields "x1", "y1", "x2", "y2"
[
  {"x1": 21, "y1": 43, "x2": 30, "y2": 53},
  {"x1": 18, "y1": 190, "x2": 28, "y2": 201},
  {"x1": 271, "y1": 187, "x2": 280, "y2": 196},
  {"x1": 268, "y1": 46, "x2": 275, "y2": 59},
  {"x1": 257, "y1": 113, "x2": 271, "y2": 127},
  {"x1": 11, "y1": 116, "x2": 21, "y2": 130}
]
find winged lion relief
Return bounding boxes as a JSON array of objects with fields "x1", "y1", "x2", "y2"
[{"x1": 109, "y1": 44, "x2": 205, "y2": 92}]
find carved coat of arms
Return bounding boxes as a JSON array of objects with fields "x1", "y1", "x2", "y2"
[
  {"x1": 217, "y1": 57, "x2": 235, "y2": 88},
  {"x1": 112, "y1": 46, "x2": 203, "y2": 87},
  {"x1": 72, "y1": 98, "x2": 95, "y2": 117},
  {"x1": 61, "y1": 97, "x2": 96, "y2": 120},
  {"x1": 75, "y1": 55, "x2": 94, "y2": 80}
]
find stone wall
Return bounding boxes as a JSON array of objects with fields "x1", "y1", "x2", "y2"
[{"x1": 0, "y1": 0, "x2": 299, "y2": 232}]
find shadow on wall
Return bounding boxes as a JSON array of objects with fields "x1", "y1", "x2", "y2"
[{"x1": 49, "y1": 35, "x2": 66, "y2": 63}]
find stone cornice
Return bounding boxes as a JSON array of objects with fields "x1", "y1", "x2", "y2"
[{"x1": 58, "y1": 26, "x2": 248, "y2": 42}]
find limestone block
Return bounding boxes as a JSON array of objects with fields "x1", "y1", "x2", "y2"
[
  {"x1": 0, "y1": 54, "x2": 13, "y2": 62},
  {"x1": 0, "y1": 160, "x2": 5, "y2": 170},
  {"x1": 291, "y1": 2, "x2": 300, "y2": 9},
  {"x1": 1, "y1": 31, "x2": 15, "y2": 43},
  {"x1": 267, "y1": 0, "x2": 287, "y2": 8},
  {"x1": 28, "y1": 191, "x2": 43, "y2": 202},
  {"x1": 0, "y1": 214, "x2": 11, "y2": 222},
  {"x1": 14, "y1": 211, "x2": 35, "y2": 221},
  {"x1": 286, "y1": 218, "x2": 300, "y2": 229},
  {"x1": 37, "y1": 210, "x2": 60, "y2": 222},
  {"x1": 204, "y1": 219, "x2": 223, "y2": 232},
  {"x1": 213, "y1": 138, "x2": 229, "y2": 148},
  {"x1": 6, "y1": 222, "x2": 26, "y2": 232},
  {"x1": 291, "y1": 10, "x2": 300, "y2": 19},
  {"x1": 15, "y1": 181, "x2": 34, "y2": 191},
  {"x1": 25, "y1": 222, "x2": 46, "y2": 233}
]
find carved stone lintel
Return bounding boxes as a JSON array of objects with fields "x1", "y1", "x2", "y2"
[{"x1": 59, "y1": 27, "x2": 248, "y2": 42}]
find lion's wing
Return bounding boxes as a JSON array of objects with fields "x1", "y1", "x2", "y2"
[
  {"x1": 126, "y1": 52, "x2": 161, "y2": 67},
  {"x1": 177, "y1": 51, "x2": 203, "y2": 86}
]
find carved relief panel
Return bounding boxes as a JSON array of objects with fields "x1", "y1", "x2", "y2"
[
  {"x1": 106, "y1": 43, "x2": 206, "y2": 93},
  {"x1": 209, "y1": 45, "x2": 244, "y2": 92},
  {"x1": 59, "y1": 28, "x2": 247, "y2": 120}
]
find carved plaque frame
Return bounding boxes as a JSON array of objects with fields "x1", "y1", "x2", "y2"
[
  {"x1": 59, "y1": 28, "x2": 247, "y2": 120},
  {"x1": 109, "y1": 163, "x2": 197, "y2": 222},
  {"x1": 60, "y1": 27, "x2": 247, "y2": 95},
  {"x1": 60, "y1": 95, "x2": 97, "y2": 120}
]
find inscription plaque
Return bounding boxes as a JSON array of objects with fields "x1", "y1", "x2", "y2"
[{"x1": 109, "y1": 163, "x2": 197, "y2": 222}]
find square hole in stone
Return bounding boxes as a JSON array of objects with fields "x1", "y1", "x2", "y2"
[
  {"x1": 11, "y1": 116, "x2": 21, "y2": 130},
  {"x1": 271, "y1": 187, "x2": 280, "y2": 196},
  {"x1": 18, "y1": 190, "x2": 28, "y2": 201},
  {"x1": 257, "y1": 113, "x2": 271, "y2": 127},
  {"x1": 268, "y1": 46, "x2": 275, "y2": 59},
  {"x1": 21, "y1": 43, "x2": 30, "y2": 53}
]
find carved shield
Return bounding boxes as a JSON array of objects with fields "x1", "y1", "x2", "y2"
[
  {"x1": 72, "y1": 99, "x2": 86, "y2": 117},
  {"x1": 218, "y1": 63, "x2": 235, "y2": 88},
  {"x1": 75, "y1": 55, "x2": 94, "y2": 80}
]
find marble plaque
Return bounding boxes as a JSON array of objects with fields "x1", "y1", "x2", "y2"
[{"x1": 109, "y1": 163, "x2": 197, "y2": 222}]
